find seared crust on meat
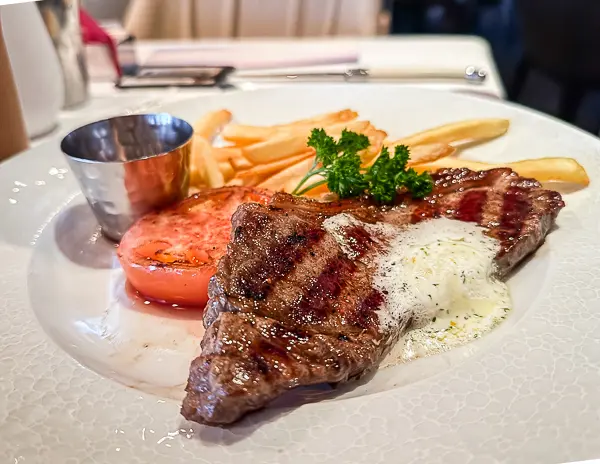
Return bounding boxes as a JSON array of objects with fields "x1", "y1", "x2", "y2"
[{"x1": 182, "y1": 168, "x2": 564, "y2": 425}]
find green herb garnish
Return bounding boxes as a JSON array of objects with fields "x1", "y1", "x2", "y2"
[{"x1": 292, "y1": 128, "x2": 433, "y2": 203}]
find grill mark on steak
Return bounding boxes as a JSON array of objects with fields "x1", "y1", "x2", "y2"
[
  {"x1": 497, "y1": 186, "x2": 530, "y2": 241},
  {"x1": 242, "y1": 227, "x2": 324, "y2": 300},
  {"x1": 341, "y1": 225, "x2": 379, "y2": 258},
  {"x1": 455, "y1": 189, "x2": 488, "y2": 223},
  {"x1": 410, "y1": 199, "x2": 440, "y2": 223},
  {"x1": 182, "y1": 168, "x2": 565, "y2": 425},
  {"x1": 291, "y1": 255, "x2": 357, "y2": 325},
  {"x1": 220, "y1": 204, "x2": 326, "y2": 302},
  {"x1": 479, "y1": 188, "x2": 504, "y2": 230},
  {"x1": 345, "y1": 289, "x2": 385, "y2": 332}
]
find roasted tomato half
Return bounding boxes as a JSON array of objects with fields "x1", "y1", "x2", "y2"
[{"x1": 118, "y1": 187, "x2": 271, "y2": 307}]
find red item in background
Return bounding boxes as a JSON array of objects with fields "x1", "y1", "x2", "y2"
[{"x1": 79, "y1": 8, "x2": 122, "y2": 77}]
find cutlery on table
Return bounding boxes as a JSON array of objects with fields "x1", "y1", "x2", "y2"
[{"x1": 233, "y1": 66, "x2": 487, "y2": 84}]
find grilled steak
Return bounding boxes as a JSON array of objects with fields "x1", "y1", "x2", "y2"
[{"x1": 182, "y1": 168, "x2": 564, "y2": 425}]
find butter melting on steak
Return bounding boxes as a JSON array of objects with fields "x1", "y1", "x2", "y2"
[{"x1": 182, "y1": 168, "x2": 564, "y2": 425}]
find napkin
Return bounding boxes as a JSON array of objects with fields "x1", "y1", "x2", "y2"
[{"x1": 142, "y1": 45, "x2": 359, "y2": 70}]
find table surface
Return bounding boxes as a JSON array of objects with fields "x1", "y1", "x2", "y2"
[{"x1": 42, "y1": 35, "x2": 505, "y2": 146}]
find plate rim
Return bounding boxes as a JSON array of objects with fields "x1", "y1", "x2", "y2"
[{"x1": 2, "y1": 85, "x2": 600, "y2": 464}]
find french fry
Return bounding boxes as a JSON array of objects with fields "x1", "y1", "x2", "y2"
[
  {"x1": 231, "y1": 173, "x2": 262, "y2": 187},
  {"x1": 285, "y1": 115, "x2": 365, "y2": 136},
  {"x1": 221, "y1": 109, "x2": 358, "y2": 144},
  {"x1": 242, "y1": 120, "x2": 370, "y2": 164},
  {"x1": 256, "y1": 125, "x2": 382, "y2": 193},
  {"x1": 226, "y1": 140, "x2": 257, "y2": 148},
  {"x1": 236, "y1": 151, "x2": 315, "y2": 186},
  {"x1": 242, "y1": 136, "x2": 311, "y2": 165},
  {"x1": 363, "y1": 128, "x2": 387, "y2": 162},
  {"x1": 193, "y1": 109, "x2": 232, "y2": 140},
  {"x1": 258, "y1": 157, "x2": 315, "y2": 192},
  {"x1": 229, "y1": 154, "x2": 253, "y2": 171},
  {"x1": 189, "y1": 137, "x2": 205, "y2": 186},
  {"x1": 212, "y1": 147, "x2": 253, "y2": 171},
  {"x1": 218, "y1": 160, "x2": 235, "y2": 181},
  {"x1": 225, "y1": 178, "x2": 245, "y2": 186},
  {"x1": 407, "y1": 143, "x2": 457, "y2": 165},
  {"x1": 273, "y1": 109, "x2": 357, "y2": 129},
  {"x1": 323, "y1": 120, "x2": 371, "y2": 137},
  {"x1": 365, "y1": 142, "x2": 456, "y2": 168},
  {"x1": 194, "y1": 107, "x2": 587, "y2": 198},
  {"x1": 302, "y1": 181, "x2": 329, "y2": 198},
  {"x1": 220, "y1": 126, "x2": 273, "y2": 144},
  {"x1": 413, "y1": 157, "x2": 590, "y2": 185},
  {"x1": 212, "y1": 147, "x2": 242, "y2": 162},
  {"x1": 391, "y1": 118, "x2": 509, "y2": 148},
  {"x1": 190, "y1": 136, "x2": 224, "y2": 188},
  {"x1": 189, "y1": 110, "x2": 232, "y2": 187}
]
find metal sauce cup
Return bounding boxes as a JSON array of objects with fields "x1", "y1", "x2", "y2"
[{"x1": 61, "y1": 113, "x2": 193, "y2": 241}]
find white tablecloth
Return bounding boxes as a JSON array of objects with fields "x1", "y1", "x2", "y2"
[{"x1": 44, "y1": 35, "x2": 505, "y2": 146}]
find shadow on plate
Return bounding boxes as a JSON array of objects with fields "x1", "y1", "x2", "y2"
[
  {"x1": 181, "y1": 371, "x2": 377, "y2": 445},
  {"x1": 54, "y1": 203, "x2": 117, "y2": 269}
]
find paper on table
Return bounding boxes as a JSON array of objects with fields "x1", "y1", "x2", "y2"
[{"x1": 142, "y1": 45, "x2": 359, "y2": 70}]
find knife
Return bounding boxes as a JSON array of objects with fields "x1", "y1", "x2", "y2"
[{"x1": 233, "y1": 66, "x2": 487, "y2": 84}]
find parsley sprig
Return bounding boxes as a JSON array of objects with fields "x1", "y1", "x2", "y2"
[{"x1": 291, "y1": 128, "x2": 433, "y2": 203}]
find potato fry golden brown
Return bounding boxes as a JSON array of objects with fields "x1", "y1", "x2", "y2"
[
  {"x1": 212, "y1": 147, "x2": 253, "y2": 171},
  {"x1": 243, "y1": 135, "x2": 309, "y2": 165},
  {"x1": 212, "y1": 147, "x2": 242, "y2": 163},
  {"x1": 225, "y1": 178, "x2": 244, "y2": 186},
  {"x1": 258, "y1": 157, "x2": 316, "y2": 192},
  {"x1": 220, "y1": 126, "x2": 273, "y2": 145},
  {"x1": 364, "y1": 142, "x2": 456, "y2": 168},
  {"x1": 362, "y1": 128, "x2": 388, "y2": 162},
  {"x1": 230, "y1": 154, "x2": 254, "y2": 171},
  {"x1": 190, "y1": 107, "x2": 589, "y2": 197},
  {"x1": 218, "y1": 160, "x2": 235, "y2": 181},
  {"x1": 189, "y1": 110, "x2": 232, "y2": 187},
  {"x1": 273, "y1": 109, "x2": 357, "y2": 129},
  {"x1": 413, "y1": 157, "x2": 590, "y2": 185},
  {"x1": 221, "y1": 109, "x2": 358, "y2": 144},
  {"x1": 230, "y1": 173, "x2": 261, "y2": 187},
  {"x1": 407, "y1": 143, "x2": 457, "y2": 165},
  {"x1": 236, "y1": 151, "x2": 314, "y2": 183},
  {"x1": 391, "y1": 118, "x2": 509, "y2": 148},
  {"x1": 190, "y1": 135, "x2": 224, "y2": 188},
  {"x1": 193, "y1": 109, "x2": 232, "y2": 140},
  {"x1": 301, "y1": 181, "x2": 329, "y2": 198},
  {"x1": 242, "y1": 120, "x2": 370, "y2": 164}
]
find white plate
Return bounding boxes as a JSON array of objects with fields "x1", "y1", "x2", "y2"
[{"x1": 2, "y1": 86, "x2": 600, "y2": 464}]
